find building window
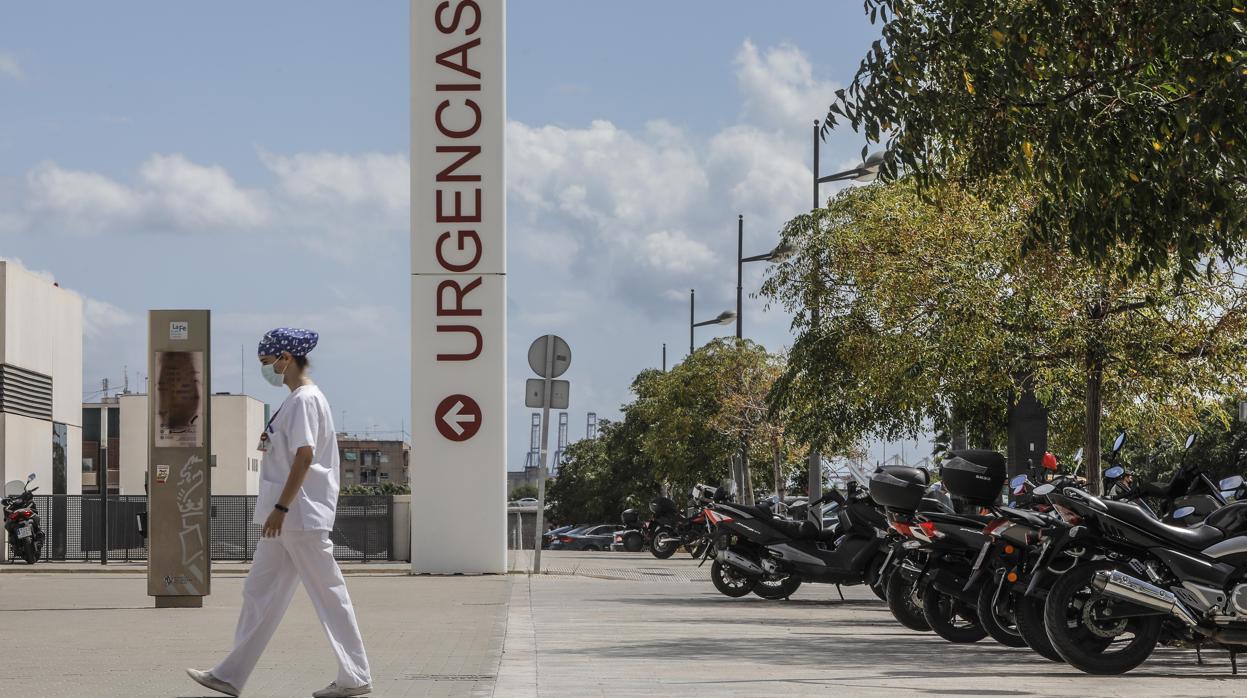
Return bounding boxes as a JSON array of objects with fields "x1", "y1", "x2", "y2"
[
  {"x1": 380, "y1": 472, "x2": 390, "y2": 481},
  {"x1": 344, "y1": 450, "x2": 358, "y2": 462}
]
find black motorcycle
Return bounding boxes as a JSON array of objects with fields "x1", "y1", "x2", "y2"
[
  {"x1": 3, "y1": 474, "x2": 44, "y2": 564},
  {"x1": 1034, "y1": 435, "x2": 1247, "y2": 674},
  {"x1": 703, "y1": 480, "x2": 893, "y2": 601}
]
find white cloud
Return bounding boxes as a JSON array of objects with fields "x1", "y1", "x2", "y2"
[
  {"x1": 734, "y1": 39, "x2": 839, "y2": 128},
  {"x1": 84, "y1": 298, "x2": 138, "y2": 338},
  {"x1": 138, "y1": 154, "x2": 267, "y2": 228},
  {"x1": 260, "y1": 150, "x2": 407, "y2": 218},
  {"x1": 0, "y1": 53, "x2": 22, "y2": 81},
  {"x1": 641, "y1": 230, "x2": 715, "y2": 273},
  {"x1": 26, "y1": 162, "x2": 144, "y2": 226},
  {"x1": 23, "y1": 155, "x2": 266, "y2": 231}
]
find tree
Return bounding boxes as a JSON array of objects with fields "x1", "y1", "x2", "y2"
[
  {"x1": 762, "y1": 178, "x2": 1247, "y2": 492},
  {"x1": 508, "y1": 484, "x2": 538, "y2": 500},
  {"x1": 827, "y1": 0, "x2": 1247, "y2": 276},
  {"x1": 545, "y1": 416, "x2": 661, "y2": 526},
  {"x1": 634, "y1": 339, "x2": 805, "y2": 500}
]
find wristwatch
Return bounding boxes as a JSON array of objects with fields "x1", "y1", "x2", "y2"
[{"x1": 274, "y1": 503, "x2": 290, "y2": 513}]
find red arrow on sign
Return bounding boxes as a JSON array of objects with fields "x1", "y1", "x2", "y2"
[{"x1": 435, "y1": 394, "x2": 482, "y2": 441}]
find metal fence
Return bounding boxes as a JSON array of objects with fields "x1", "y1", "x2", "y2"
[{"x1": 26, "y1": 494, "x2": 393, "y2": 562}]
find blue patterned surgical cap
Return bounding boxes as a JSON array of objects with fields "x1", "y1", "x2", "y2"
[{"x1": 258, "y1": 327, "x2": 319, "y2": 357}]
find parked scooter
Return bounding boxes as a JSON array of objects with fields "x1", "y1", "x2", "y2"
[
  {"x1": 3, "y1": 474, "x2": 44, "y2": 564},
  {"x1": 702, "y1": 480, "x2": 894, "y2": 601}
]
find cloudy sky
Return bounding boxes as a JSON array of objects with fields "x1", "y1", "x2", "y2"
[{"x1": 0, "y1": 2, "x2": 927, "y2": 469}]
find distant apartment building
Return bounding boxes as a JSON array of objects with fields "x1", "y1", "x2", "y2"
[
  {"x1": 0, "y1": 261, "x2": 84, "y2": 496},
  {"x1": 82, "y1": 392, "x2": 266, "y2": 495},
  {"x1": 337, "y1": 436, "x2": 409, "y2": 486}
]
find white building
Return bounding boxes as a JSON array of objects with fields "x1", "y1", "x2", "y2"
[
  {"x1": 83, "y1": 392, "x2": 265, "y2": 496},
  {"x1": 0, "y1": 260, "x2": 83, "y2": 497}
]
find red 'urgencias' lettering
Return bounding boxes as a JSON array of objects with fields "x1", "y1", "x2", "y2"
[{"x1": 432, "y1": 0, "x2": 487, "y2": 362}]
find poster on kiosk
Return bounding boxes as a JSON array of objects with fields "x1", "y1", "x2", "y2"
[
  {"x1": 410, "y1": 0, "x2": 508, "y2": 574},
  {"x1": 147, "y1": 310, "x2": 212, "y2": 607}
]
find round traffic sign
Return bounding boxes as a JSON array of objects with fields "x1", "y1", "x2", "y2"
[
  {"x1": 527, "y1": 335, "x2": 571, "y2": 378},
  {"x1": 434, "y1": 394, "x2": 482, "y2": 442}
]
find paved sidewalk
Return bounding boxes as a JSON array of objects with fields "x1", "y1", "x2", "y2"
[
  {"x1": 494, "y1": 575, "x2": 1247, "y2": 697},
  {"x1": 0, "y1": 570, "x2": 508, "y2": 698},
  {"x1": 6, "y1": 552, "x2": 1246, "y2": 696}
]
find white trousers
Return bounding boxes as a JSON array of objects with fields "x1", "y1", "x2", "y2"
[{"x1": 212, "y1": 529, "x2": 371, "y2": 690}]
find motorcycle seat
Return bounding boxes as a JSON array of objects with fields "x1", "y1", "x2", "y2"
[{"x1": 1102, "y1": 499, "x2": 1225, "y2": 549}]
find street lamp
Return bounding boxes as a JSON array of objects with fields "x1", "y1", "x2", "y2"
[
  {"x1": 689, "y1": 288, "x2": 736, "y2": 355},
  {"x1": 802, "y1": 122, "x2": 884, "y2": 528},
  {"x1": 736, "y1": 214, "x2": 795, "y2": 339}
]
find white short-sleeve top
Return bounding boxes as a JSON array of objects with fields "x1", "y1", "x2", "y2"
[{"x1": 253, "y1": 385, "x2": 340, "y2": 530}]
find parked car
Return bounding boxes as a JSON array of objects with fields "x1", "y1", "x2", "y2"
[
  {"x1": 548, "y1": 524, "x2": 625, "y2": 551},
  {"x1": 541, "y1": 524, "x2": 581, "y2": 549}
]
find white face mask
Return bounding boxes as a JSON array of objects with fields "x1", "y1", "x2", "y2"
[{"x1": 260, "y1": 359, "x2": 286, "y2": 387}]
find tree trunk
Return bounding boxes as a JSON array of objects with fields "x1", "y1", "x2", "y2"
[
  {"x1": 771, "y1": 437, "x2": 785, "y2": 503},
  {"x1": 1084, "y1": 352, "x2": 1104, "y2": 496}
]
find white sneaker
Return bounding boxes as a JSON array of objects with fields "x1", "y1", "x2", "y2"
[
  {"x1": 312, "y1": 682, "x2": 372, "y2": 698},
  {"x1": 186, "y1": 668, "x2": 240, "y2": 697}
]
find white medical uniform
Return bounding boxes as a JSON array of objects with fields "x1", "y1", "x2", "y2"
[{"x1": 212, "y1": 385, "x2": 371, "y2": 691}]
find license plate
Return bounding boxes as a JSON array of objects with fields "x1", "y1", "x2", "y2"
[{"x1": 16, "y1": 525, "x2": 32, "y2": 539}]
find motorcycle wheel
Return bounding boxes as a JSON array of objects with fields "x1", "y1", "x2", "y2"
[
  {"x1": 922, "y1": 589, "x2": 988, "y2": 643},
  {"x1": 976, "y1": 580, "x2": 1029, "y2": 648},
  {"x1": 623, "y1": 532, "x2": 644, "y2": 553},
  {"x1": 21, "y1": 538, "x2": 38, "y2": 565},
  {"x1": 1014, "y1": 593, "x2": 1064, "y2": 662},
  {"x1": 753, "y1": 575, "x2": 802, "y2": 600},
  {"x1": 1043, "y1": 562, "x2": 1162, "y2": 675},
  {"x1": 650, "y1": 533, "x2": 677, "y2": 559},
  {"x1": 710, "y1": 560, "x2": 757, "y2": 598},
  {"x1": 885, "y1": 569, "x2": 931, "y2": 631}
]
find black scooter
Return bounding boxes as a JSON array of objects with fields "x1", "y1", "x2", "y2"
[
  {"x1": 3, "y1": 474, "x2": 44, "y2": 564},
  {"x1": 703, "y1": 481, "x2": 892, "y2": 600}
]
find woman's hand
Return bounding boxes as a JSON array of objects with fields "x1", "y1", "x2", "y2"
[{"x1": 263, "y1": 509, "x2": 287, "y2": 538}]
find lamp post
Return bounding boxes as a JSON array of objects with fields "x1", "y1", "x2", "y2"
[
  {"x1": 805, "y1": 121, "x2": 883, "y2": 527},
  {"x1": 689, "y1": 289, "x2": 736, "y2": 355},
  {"x1": 736, "y1": 214, "x2": 795, "y2": 340}
]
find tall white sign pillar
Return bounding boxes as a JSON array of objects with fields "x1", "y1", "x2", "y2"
[{"x1": 410, "y1": 0, "x2": 507, "y2": 573}]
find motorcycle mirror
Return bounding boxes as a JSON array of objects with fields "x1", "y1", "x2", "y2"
[
  {"x1": 1112, "y1": 432, "x2": 1126, "y2": 454},
  {"x1": 1104, "y1": 466, "x2": 1125, "y2": 480},
  {"x1": 1220, "y1": 475, "x2": 1244, "y2": 491},
  {"x1": 1184, "y1": 434, "x2": 1196, "y2": 451},
  {"x1": 1009, "y1": 474, "x2": 1028, "y2": 490},
  {"x1": 1032, "y1": 483, "x2": 1056, "y2": 496},
  {"x1": 1073, "y1": 447, "x2": 1084, "y2": 464},
  {"x1": 1172, "y1": 506, "x2": 1197, "y2": 520},
  {"x1": 27, "y1": 473, "x2": 36, "y2": 482}
]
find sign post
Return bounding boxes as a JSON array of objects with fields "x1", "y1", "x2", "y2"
[
  {"x1": 526, "y1": 334, "x2": 570, "y2": 574},
  {"x1": 411, "y1": 0, "x2": 508, "y2": 573},
  {"x1": 146, "y1": 310, "x2": 211, "y2": 608}
]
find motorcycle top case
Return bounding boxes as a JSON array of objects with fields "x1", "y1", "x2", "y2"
[
  {"x1": 649, "y1": 497, "x2": 678, "y2": 516},
  {"x1": 940, "y1": 449, "x2": 1006, "y2": 505},
  {"x1": 621, "y1": 508, "x2": 640, "y2": 527},
  {"x1": 869, "y1": 465, "x2": 930, "y2": 512}
]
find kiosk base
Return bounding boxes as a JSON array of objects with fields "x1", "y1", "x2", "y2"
[{"x1": 155, "y1": 595, "x2": 203, "y2": 608}]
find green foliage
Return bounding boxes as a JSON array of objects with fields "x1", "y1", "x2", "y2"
[
  {"x1": 1120, "y1": 400, "x2": 1247, "y2": 484},
  {"x1": 544, "y1": 340, "x2": 807, "y2": 522},
  {"x1": 762, "y1": 177, "x2": 1247, "y2": 487},
  {"x1": 508, "y1": 484, "x2": 538, "y2": 500},
  {"x1": 339, "y1": 482, "x2": 410, "y2": 496},
  {"x1": 545, "y1": 419, "x2": 658, "y2": 525},
  {"x1": 828, "y1": 0, "x2": 1247, "y2": 275}
]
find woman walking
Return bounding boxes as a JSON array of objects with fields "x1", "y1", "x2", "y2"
[{"x1": 188, "y1": 328, "x2": 372, "y2": 698}]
